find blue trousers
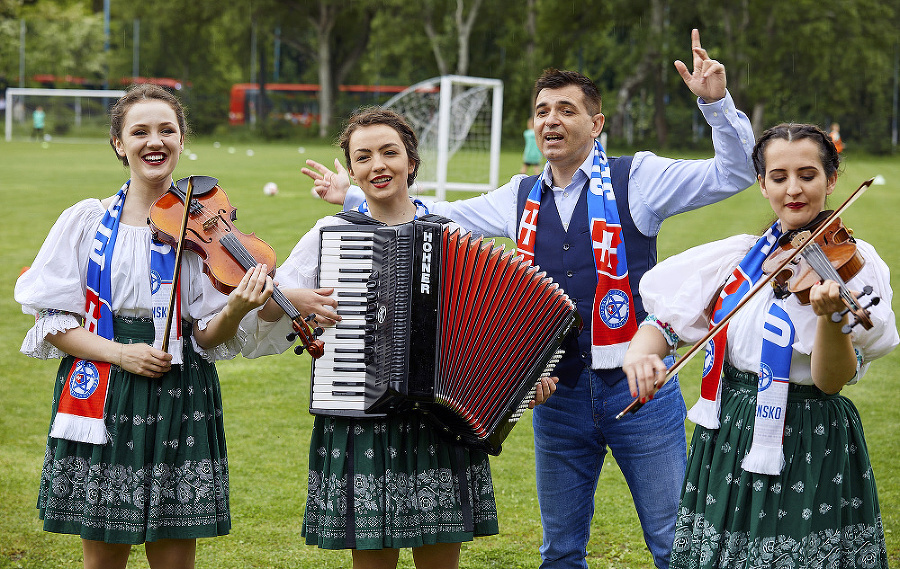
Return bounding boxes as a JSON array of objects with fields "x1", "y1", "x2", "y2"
[{"x1": 533, "y1": 365, "x2": 687, "y2": 569}]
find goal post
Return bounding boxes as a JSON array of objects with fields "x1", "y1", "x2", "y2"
[
  {"x1": 5, "y1": 88, "x2": 126, "y2": 142},
  {"x1": 384, "y1": 75, "x2": 503, "y2": 201}
]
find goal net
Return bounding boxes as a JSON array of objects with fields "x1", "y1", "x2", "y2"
[
  {"x1": 4, "y1": 88, "x2": 126, "y2": 142},
  {"x1": 384, "y1": 75, "x2": 503, "y2": 200}
]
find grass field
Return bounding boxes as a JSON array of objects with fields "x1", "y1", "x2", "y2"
[{"x1": 1, "y1": 137, "x2": 898, "y2": 569}]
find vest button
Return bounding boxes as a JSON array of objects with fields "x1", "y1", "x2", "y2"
[
  {"x1": 563, "y1": 243, "x2": 570, "y2": 250},
  {"x1": 566, "y1": 270, "x2": 574, "y2": 278}
]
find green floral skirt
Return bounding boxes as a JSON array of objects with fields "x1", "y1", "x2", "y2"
[
  {"x1": 37, "y1": 317, "x2": 230, "y2": 544},
  {"x1": 302, "y1": 413, "x2": 499, "y2": 550},
  {"x1": 672, "y1": 364, "x2": 887, "y2": 569}
]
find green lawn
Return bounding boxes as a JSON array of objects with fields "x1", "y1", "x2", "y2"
[{"x1": 1, "y1": 138, "x2": 898, "y2": 568}]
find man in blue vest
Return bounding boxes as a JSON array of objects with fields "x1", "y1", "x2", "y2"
[{"x1": 306, "y1": 29, "x2": 756, "y2": 569}]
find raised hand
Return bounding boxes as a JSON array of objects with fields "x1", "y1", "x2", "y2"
[
  {"x1": 301, "y1": 158, "x2": 351, "y2": 205},
  {"x1": 674, "y1": 28, "x2": 727, "y2": 103}
]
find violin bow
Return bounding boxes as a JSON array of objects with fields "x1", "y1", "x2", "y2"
[
  {"x1": 616, "y1": 177, "x2": 874, "y2": 420},
  {"x1": 161, "y1": 175, "x2": 195, "y2": 353}
]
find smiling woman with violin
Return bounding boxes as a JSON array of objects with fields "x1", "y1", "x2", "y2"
[
  {"x1": 14, "y1": 85, "x2": 273, "y2": 569},
  {"x1": 621, "y1": 123, "x2": 898, "y2": 568}
]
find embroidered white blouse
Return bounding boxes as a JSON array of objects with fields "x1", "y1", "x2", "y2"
[
  {"x1": 640, "y1": 234, "x2": 899, "y2": 385},
  {"x1": 15, "y1": 198, "x2": 243, "y2": 361}
]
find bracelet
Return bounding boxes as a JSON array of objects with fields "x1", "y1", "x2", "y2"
[{"x1": 640, "y1": 314, "x2": 680, "y2": 347}]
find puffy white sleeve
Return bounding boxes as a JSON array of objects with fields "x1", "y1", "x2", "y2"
[
  {"x1": 240, "y1": 216, "x2": 338, "y2": 358},
  {"x1": 834, "y1": 239, "x2": 898, "y2": 364},
  {"x1": 14, "y1": 200, "x2": 102, "y2": 359},
  {"x1": 183, "y1": 252, "x2": 245, "y2": 361},
  {"x1": 639, "y1": 234, "x2": 758, "y2": 344}
]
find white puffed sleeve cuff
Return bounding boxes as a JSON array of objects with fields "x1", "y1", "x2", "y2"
[
  {"x1": 191, "y1": 314, "x2": 246, "y2": 362},
  {"x1": 240, "y1": 311, "x2": 295, "y2": 359},
  {"x1": 19, "y1": 311, "x2": 83, "y2": 359}
]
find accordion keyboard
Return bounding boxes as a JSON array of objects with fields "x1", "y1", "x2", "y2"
[{"x1": 310, "y1": 231, "x2": 376, "y2": 413}]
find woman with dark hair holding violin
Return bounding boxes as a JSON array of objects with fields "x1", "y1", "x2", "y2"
[
  {"x1": 14, "y1": 84, "x2": 273, "y2": 569},
  {"x1": 622, "y1": 123, "x2": 898, "y2": 568}
]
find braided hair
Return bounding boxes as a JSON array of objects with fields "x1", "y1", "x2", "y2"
[{"x1": 752, "y1": 123, "x2": 841, "y2": 179}]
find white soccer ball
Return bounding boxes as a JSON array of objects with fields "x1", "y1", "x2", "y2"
[{"x1": 263, "y1": 182, "x2": 279, "y2": 196}]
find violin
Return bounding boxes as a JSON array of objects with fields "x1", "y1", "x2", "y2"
[
  {"x1": 761, "y1": 215, "x2": 879, "y2": 332},
  {"x1": 149, "y1": 175, "x2": 325, "y2": 358},
  {"x1": 615, "y1": 178, "x2": 878, "y2": 419}
]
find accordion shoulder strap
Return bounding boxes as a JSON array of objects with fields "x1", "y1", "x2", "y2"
[
  {"x1": 418, "y1": 213, "x2": 452, "y2": 225},
  {"x1": 335, "y1": 210, "x2": 452, "y2": 227},
  {"x1": 334, "y1": 210, "x2": 384, "y2": 225}
]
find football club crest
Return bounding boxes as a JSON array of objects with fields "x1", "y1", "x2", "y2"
[
  {"x1": 150, "y1": 269, "x2": 163, "y2": 294},
  {"x1": 703, "y1": 341, "x2": 715, "y2": 376},
  {"x1": 758, "y1": 363, "x2": 773, "y2": 392},
  {"x1": 69, "y1": 360, "x2": 101, "y2": 399},
  {"x1": 598, "y1": 289, "x2": 630, "y2": 329}
]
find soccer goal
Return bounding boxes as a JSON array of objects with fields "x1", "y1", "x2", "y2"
[
  {"x1": 4, "y1": 88, "x2": 126, "y2": 142},
  {"x1": 384, "y1": 75, "x2": 503, "y2": 200}
]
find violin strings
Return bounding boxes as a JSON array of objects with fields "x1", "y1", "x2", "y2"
[
  {"x1": 220, "y1": 233, "x2": 302, "y2": 320},
  {"x1": 803, "y1": 244, "x2": 858, "y2": 308}
]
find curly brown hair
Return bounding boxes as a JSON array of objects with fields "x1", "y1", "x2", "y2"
[{"x1": 338, "y1": 107, "x2": 420, "y2": 187}]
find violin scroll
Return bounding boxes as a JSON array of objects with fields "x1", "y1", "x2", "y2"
[
  {"x1": 290, "y1": 314, "x2": 325, "y2": 358},
  {"x1": 831, "y1": 285, "x2": 879, "y2": 333}
]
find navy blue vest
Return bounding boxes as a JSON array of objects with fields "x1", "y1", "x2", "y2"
[{"x1": 516, "y1": 156, "x2": 656, "y2": 386}]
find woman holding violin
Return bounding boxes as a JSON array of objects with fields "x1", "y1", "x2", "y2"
[
  {"x1": 622, "y1": 123, "x2": 897, "y2": 568},
  {"x1": 14, "y1": 84, "x2": 272, "y2": 569}
]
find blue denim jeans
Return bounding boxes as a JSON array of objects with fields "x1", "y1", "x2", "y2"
[{"x1": 533, "y1": 364, "x2": 687, "y2": 569}]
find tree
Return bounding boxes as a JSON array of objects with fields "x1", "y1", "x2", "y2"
[
  {"x1": 271, "y1": 0, "x2": 375, "y2": 137},
  {"x1": 7, "y1": 1, "x2": 105, "y2": 85},
  {"x1": 422, "y1": 0, "x2": 484, "y2": 76}
]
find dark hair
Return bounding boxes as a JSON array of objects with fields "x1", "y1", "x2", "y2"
[
  {"x1": 532, "y1": 68, "x2": 602, "y2": 115},
  {"x1": 752, "y1": 123, "x2": 841, "y2": 180},
  {"x1": 108, "y1": 84, "x2": 188, "y2": 166},
  {"x1": 338, "y1": 107, "x2": 420, "y2": 187}
]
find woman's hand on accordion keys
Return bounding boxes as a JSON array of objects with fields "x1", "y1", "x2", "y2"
[
  {"x1": 258, "y1": 287, "x2": 341, "y2": 326},
  {"x1": 529, "y1": 376, "x2": 560, "y2": 409}
]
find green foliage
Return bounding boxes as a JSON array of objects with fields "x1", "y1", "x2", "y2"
[
  {"x1": 4, "y1": 0, "x2": 899, "y2": 152},
  {"x1": 1, "y1": 139, "x2": 900, "y2": 568}
]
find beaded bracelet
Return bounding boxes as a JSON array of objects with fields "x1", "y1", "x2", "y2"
[{"x1": 639, "y1": 314, "x2": 680, "y2": 347}]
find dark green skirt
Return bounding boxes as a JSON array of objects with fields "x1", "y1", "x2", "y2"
[
  {"x1": 672, "y1": 363, "x2": 887, "y2": 569},
  {"x1": 37, "y1": 317, "x2": 230, "y2": 544},
  {"x1": 302, "y1": 413, "x2": 499, "y2": 550}
]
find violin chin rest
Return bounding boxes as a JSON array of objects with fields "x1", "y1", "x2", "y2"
[{"x1": 176, "y1": 175, "x2": 219, "y2": 196}]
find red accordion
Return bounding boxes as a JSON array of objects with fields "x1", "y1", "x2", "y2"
[{"x1": 311, "y1": 216, "x2": 578, "y2": 455}]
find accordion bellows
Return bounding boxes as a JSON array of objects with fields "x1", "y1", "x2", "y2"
[{"x1": 312, "y1": 217, "x2": 577, "y2": 455}]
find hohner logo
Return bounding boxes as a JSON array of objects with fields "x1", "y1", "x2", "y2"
[{"x1": 420, "y1": 228, "x2": 435, "y2": 294}]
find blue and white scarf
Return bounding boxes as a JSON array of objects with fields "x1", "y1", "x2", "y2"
[
  {"x1": 50, "y1": 181, "x2": 182, "y2": 444},
  {"x1": 517, "y1": 140, "x2": 637, "y2": 368},
  {"x1": 690, "y1": 222, "x2": 794, "y2": 474}
]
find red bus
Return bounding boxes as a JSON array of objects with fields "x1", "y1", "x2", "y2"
[{"x1": 228, "y1": 83, "x2": 407, "y2": 125}]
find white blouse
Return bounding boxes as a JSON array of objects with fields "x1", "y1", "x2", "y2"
[
  {"x1": 640, "y1": 234, "x2": 898, "y2": 385},
  {"x1": 15, "y1": 198, "x2": 243, "y2": 361}
]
